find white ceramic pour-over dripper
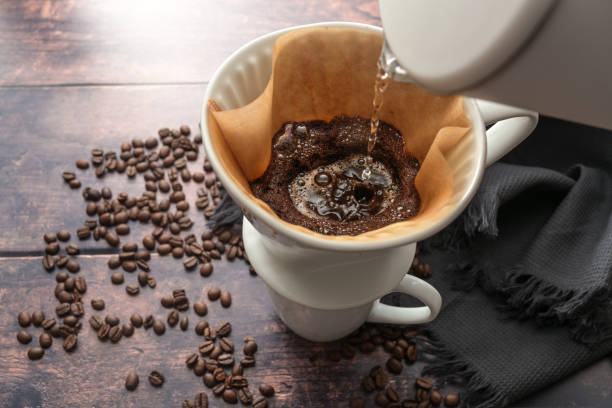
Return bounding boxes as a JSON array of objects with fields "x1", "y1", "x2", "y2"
[{"x1": 202, "y1": 22, "x2": 538, "y2": 342}]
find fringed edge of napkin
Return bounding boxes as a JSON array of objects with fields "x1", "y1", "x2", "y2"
[
  {"x1": 420, "y1": 332, "x2": 509, "y2": 408},
  {"x1": 428, "y1": 190, "x2": 612, "y2": 346}
]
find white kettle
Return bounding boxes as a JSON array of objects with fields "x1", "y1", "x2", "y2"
[{"x1": 379, "y1": 0, "x2": 612, "y2": 130}]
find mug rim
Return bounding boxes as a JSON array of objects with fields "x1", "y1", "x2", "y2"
[{"x1": 202, "y1": 21, "x2": 486, "y2": 252}]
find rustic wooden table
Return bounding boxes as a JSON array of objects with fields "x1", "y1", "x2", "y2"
[{"x1": 1, "y1": 1, "x2": 610, "y2": 407}]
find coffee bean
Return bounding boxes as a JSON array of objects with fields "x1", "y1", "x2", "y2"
[
  {"x1": 350, "y1": 397, "x2": 365, "y2": 408},
  {"x1": 362, "y1": 376, "x2": 376, "y2": 393},
  {"x1": 193, "y1": 301, "x2": 207, "y2": 316},
  {"x1": 105, "y1": 232, "x2": 120, "y2": 247},
  {"x1": 130, "y1": 313, "x2": 143, "y2": 328},
  {"x1": 39, "y1": 332, "x2": 52, "y2": 349},
  {"x1": 167, "y1": 310, "x2": 179, "y2": 327},
  {"x1": 252, "y1": 396, "x2": 267, "y2": 408},
  {"x1": 237, "y1": 388, "x2": 253, "y2": 405},
  {"x1": 91, "y1": 298, "x2": 105, "y2": 310},
  {"x1": 119, "y1": 322, "x2": 134, "y2": 337},
  {"x1": 44, "y1": 233, "x2": 57, "y2": 243},
  {"x1": 243, "y1": 341, "x2": 258, "y2": 356},
  {"x1": 71, "y1": 302, "x2": 85, "y2": 317},
  {"x1": 125, "y1": 372, "x2": 139, "y2": 391},
  {"x1": 144, "y1": 314, "x2": 154, "y2": 329},
  {"x1": 137, "y1": 271, "x2": 148, "y2": 287},
  {"x1": 218, "y1": 353, "x2": 234, "y2": 367},
  {"x1": 417, "y1": 388, "x2": 430, "y2": 403},
  {"x1": 63, "y1": 334, "x2": 77, "y2": 352},
  {"x1": 125, "y1": 284, "x2": 140, "y2": 296},
  {"x1": 203, "y1": 326, "x2": 216, "y2": 341},
  {"x1": 18, "y1": 311, "x2": 31, "y2": 327},
  {"x1": 142, "y1": 235, "x2": 156, "y2": 250},
  {"x1": 386, "y1": 357, "x2": 403, "y2": 374},
  {"x1": 56, "y1": 229, "x2": 71, "y2": 242},
  {"x1": 17, "y1": 330, "x2": 32, "y2": 344},
  {"x1": 28, "y1": 347, "x2": 44, "y2": 360},
  {"x1": 153, "y1": 320, "x2": 166, "y2": 335},
  {"x1": 211, "y1": 383, "x2": 225, "y2": 396},
  {"x1": 406, "y1": 344, "x2": 418, "y2": 363},
  {"x1": 75, "y1": 159, "x2": 89, "y2": 169},
  {"x1": 107, "y1": 325, "x2": 120, "y2": 342},
  {"x1": 183, "y1": 400, "x2": 194, "y2": 408},
  {"x1": 444, "y1": 393, "x2": 459, "y2": 407},
  {"x1": 62, "y1": 170, "x2": 77, "y2": 182},
  {"x1": 221, "y1": 388, "x2": 237, "y2": 404},
  {"x1": 42, "y1": 255, "x2": 55, "y2": 271},
  {"x1": 198, "y1": 263, "x2": 213, "y2": 277},
  {"x1": 259, "y1": 384, "x2": 275, "y2": 397},
  {"x1": 158, "y1": 244, "x2": 172, "y2": 256},
  {"x1": 116, "y1": 223, "x2": 130, "y2": 235},
  {"x1": 220, "y1": 292, "x2": 232, "y2": 308},
  {"x1": 42, "y1": 318, "x2": 57, "y2": 330},
  {"x1": 241, "y1": 356, "x2": 256, "y2": 368},
  {"x1": 56, "y1": 303, "x2": 71, "y2": 317},
  {"x1": 194, "y1": 392, "x2": 208, "y2": 408},
  {"x1": 198, "y1": 339, "x2": 214, "y2": 356},
  {"x1": 416, "y1": 377, "x2": 433, "y2": 390},
  {"x1": 430, "y1": 390, "x2": 442, "y2": 406},
  {"x1": 194, "y1": 321, "x2": 208, "y2": 336},
  {"x1": 76, "y1": 226, "x2": 91, "y2": 240},
  {"x1": 122, "y1": 260, "x2": 137, "y2": 273},
  {"x1": 371, "y1": 366, "x2": 387, "y2": 390},
  {"x1": 75, "y1": 276, "x2": 86, "y2": 293},
  {"x1": 89, "y1": 315, "x2": 103, "y2": 330},
  {"x1": 31, "y1": 311, "x2": 45, "y2": 327},
  {"x1": 186, "y1": 353, "x2": 199, "y2": 368},
  {"x1": 386, "y1": 385, "x2": 400, "y2": 402},
  {"x1": 149, "y1": 371, "x2": 164, "y2": 387},
  {"x1": 207, "y1": 287, "x2": 220, "y2": 301},
  {"x1": 102, "y1": 315, "x2": 118, "y2": 327},
  {"x1": 55, "y1": 272, "x2": 69, "y2": 284},
  {"x1": 160, "y1": 296, "x2": 175, "y2": 308},
  {"x1": 63, "y1": 315, "x2": 78, "y2": 327},
  {"x1": 375, "y1": 391, "x2": 389, "y2": 407},
  {"x1": 45, "y1": 242, "x2": 60, "y2": 255}
]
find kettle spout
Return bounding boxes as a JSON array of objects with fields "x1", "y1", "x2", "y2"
[{"x1": 379, "y1": 38, "x2": 415, "y2": 84}]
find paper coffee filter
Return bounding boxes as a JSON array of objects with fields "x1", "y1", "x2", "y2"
[{"x1": 207, "y1": 27, "x2": 471, "y2": 241}]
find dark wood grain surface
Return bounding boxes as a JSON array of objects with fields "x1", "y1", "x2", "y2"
[{"x1": 0, "y1": 1, "x2": 610, "y2": 407}]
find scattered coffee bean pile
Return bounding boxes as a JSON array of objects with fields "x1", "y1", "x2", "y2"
[
  {"x1": 16, "y1": 125, "x2": 277, "y2": 407},
  {"x1": 16, "y1": 123, "x2": 455, "y2": 407}
]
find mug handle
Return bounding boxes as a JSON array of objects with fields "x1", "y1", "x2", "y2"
[
  {"x1": 366, "y1": 274, "x2": 442, "y2": 325},
  {"x1": 475, "y1": 100, "x2": 539, "y2": 167}
]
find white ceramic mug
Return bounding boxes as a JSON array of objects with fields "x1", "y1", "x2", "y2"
[{"x1": 202, "y1": 22, "x2": 538, "y2": 342}]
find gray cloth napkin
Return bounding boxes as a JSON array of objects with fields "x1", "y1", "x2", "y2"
[{"x1": 419, "y1": 117, "x2": 612, "y2": 407}]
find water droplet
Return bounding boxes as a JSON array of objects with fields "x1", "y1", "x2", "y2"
[
  {"x1": 314, "y1": 172, "x2": 330, "y2": 186},
  {"x1": 297, "y1": 179, "x2": 305, "y2": 187}
]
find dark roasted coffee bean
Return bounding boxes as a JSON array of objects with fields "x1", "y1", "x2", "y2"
[
  {"x1": 28, "y1": 347, "x2": 44, "y2": 360},
  {"x1": 416, "y1": 377, "x2": 433, "y2": 390},
  {"x1": 167, "y1": 310, "x2": 179, "y2": 327},
  {"x1": 75, "y1": 276, "x2": 86, "y2": 293},
  {"x1": 199, "y1": 340, "x2": 214, "y2": 356},
  {"x1": 387, "y1": 385, "x2": 400, "y2": 402},
  {"x1": 241, "y1": 356, "x2": 255, "y2": 367},
  {"x1": 17, "y1": 330, "x2": 32, "y2": 344},
  {"x1": 42, "y1": 255, "x2": 55, "y2": 271},
  {"x1": 372, "y1": 366, "x2": 388, "y2": 390},
  {"x1": 218, "y1": 353, "x2": 234, "y2": 367},
  {"x1": 91, "y1": 298, "x2": 105, "y2": 310},
  {"x1": 111, "y1": 272, "x2": 124, "y2": 284},
  {"x1": 89, "y1": 315, "x2": 103, "y2": 330},
  {"x1": 430, "y1": 390, "x2": 442, "y2": 406},
  {"x1": 362, "y1": 376, "x2": 376, "y2": 393},
  {"x1": 56, "y1": 272, "x2": 69, "y2": 284},
  {"x1": 392, "y1": 345, "x2": 405, "y2": 359},
  {"x1": 63, "y1": 315, "x2": 78, "y2": 327},
  {"x1": 66, "y1": 244, "x2": 79, "y2": 256},
  {"x1": 375, "y1": 391, "x2": 389, "y2": 407},
  {"x1": 108, "y1": 256, "x2": 121, "y2": 269},
  {"x1": 31, "y1": 311, "x2": 45, "y2": 327},
  {"x1": 443, "y1": 394, "x2": 459, "y2": 407},
  {"x1": 109, "y1": 326, "x2": 122, "y2": 342},
  {"x1": 179, "y1": 316, "x2": 189, "y2": 332},
  {"x1": 39, "y1": 332, "x2": 52, "y2": 348},
  {"x1": 77, "y1": 226, "x2": 91, "y2": 239},
  {"x1": 193, "y1": 301, "x2": 207, "y2": 317},
  {"x1": 195, "y1": 321, "x2": 209, "y2": 336},
  {"x1": 199, "y1": 263, "x2": 213, "y2": 277},
  {"x1": 259, "y1": 384, "x2": 275, "y2": 397},
  {"x1": 57, "y1": 290, "x2": 74, "y2": 303},
  {"x1": 252, "y1": 396, "x2": 267, "y2": 408},
  {"x1": 220, "y1": 292, "x2": 232, "y2": 308},
  {"x1": 70, "y1": 302, "x2": 85, "y2": 317},
  {"x1": 55, "y1": 255, "x2": 69, "y2": 268},
  {"x1": 122, "y1": 260, "x2": 137, "y2": 272},
  {"x1": 203, "y1": 326, "x2": 216, "y2": 341},
  {"x1": 212, "y1": 383, "x2": 225, "y2": 396},
  {"x1": 387, "y1": 357, "x2": 403, "y2": 374},
  {"x1": 56, "y1": 303, "x2": 71, "y2": 317},
  {"x1": 186, "y1": 353, "x2": 199, "y2": 368},
  {"x1": 42, "y1": 318, "x2": 57, "y2": 330},
  {"x1": 207, "y1": 287, "x2": 220, "y2": 301},
  {"x1": 125, "y1": 372, "x2": 139, "y2": 391},
  {"x1": 105, "y1": 314, "x2": 120, "y2": 326},
  {"x1": 222, "y1": 388, "x2": 237, "y2": 404},
  {"x1": 136, "y1": 250, "x2": 151, "y2": 261},
  {"x1": 203, "y1": 372, "x2": 215, "y2": 388},
  {"x1": 122, "y1": 322, "x2": 135, "y2": 337},
  {"x1": 243, "y1": 341, "x2": 257, "y2": 356},
  {"x1": 144, "y1": 314, "x2": 154, "y2": 329},
  {"x1": 183, "y1": 256, "x2": 198, "y2": 270},
  {"x1": 161, "y1": 296, "x2": 175, "y2": 308},
  {"x1": 66, "y1": 259, "x2": 80, "y2": 273},
  {"x1": 18, "y1": 311, "x2": 31, "y2": 327},
  {"x1": 148, "y1": 371, "x2": 164, "y2": 387},
  {"x1": 63, "y1": 334, "x2": 77, "y2": 351},
  {"x1": 153, "y1": 320, "x2": 165, "y2": 335},
  {"x1": 137, "y1": 271, "x2": 148, "y2": 286},
  {"x1": 44, "y1": 233, "x2": 57, "y2": 243},
  {"x1": 56, "y1": 229, "x2": 71, "y2": 241},
  {"x1": 210, "y1": 345, "x2": 222, "y2": 360},
  {"x1": 126, "y1": 284, "x2": 140, "y2": 296},
  {"x1": 237, "y1": 388, "x2": 253, "y2": 405},
  {"x1": 172, "y1": 246, "x2": 184, "y2": 258},
  {"x1": 417, "y1": 389, "x2": 430, "y2": 402},
  {"x1": 405, "y1": 344, "x2": 418, "y2": 363},
  {"x1": 45, "y1": 242, "x2": 60, "y2": 255},
  {"x1": 192, "y1": 357, "x2": 207, "y2": 375},
  {"x1": 130, "y1": 313, "x2": 143, "y2": 328},
  {"x1": 219, "y1": 338, "x2": 234, "y2": 353},
  {"x1": 157, "y1": 244, "x2": 172, "y2": 255},
  {"x1": 105, "y1": 231, "x2": 120, "y2": 247},
  {"x1": 143, "y1": 235, "x2": 155, "y2": 250}
]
